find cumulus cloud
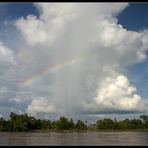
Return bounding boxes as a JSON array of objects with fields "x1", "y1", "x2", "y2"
[
  {"x1": 83, "y1": 74, "x2": 144, "y2": 114},
  {"x1": 15, "y1": 3, "x2": 129, "y2": 47},
  {"x1": 14, "y1": 3, "x2": 148, "y2": 117},
  {"x1": 15, "y1": 3, "x2": 84, "y2": 46},
  {"x1": 0, "y1": 3, "x2": 148, "y2": 118},
  {"x1": 26, "y1": 97, "x2": 56, "y2": 116}
]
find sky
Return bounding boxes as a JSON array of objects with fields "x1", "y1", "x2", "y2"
[{"x1": 0, "y1": 2, "x2": 148, "y2": 121}]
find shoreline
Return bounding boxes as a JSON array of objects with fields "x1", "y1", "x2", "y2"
[
  {"x1": 31, "y1": 129, "x2": 148, "y2": 132},
  {"x1": 1, "y1": 129, "x2": 148, "y2": 133}
]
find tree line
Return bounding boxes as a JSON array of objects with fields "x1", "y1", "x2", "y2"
[
  {"x1": 0, "y1": 112, "x2": 87, "y2": 131},
  {"x1": 0, "y1": 112, "x2": 148, "y2": 131}
]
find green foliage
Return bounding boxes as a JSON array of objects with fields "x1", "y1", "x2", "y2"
[
  {"x1": 51, "y1": 121, "x2": 58, "y2": 129},
  {"x1": 130, "y1": 119, "x2": 143, "y2": 129},
  {"x1": 69, "y1": 118, "x2": 74, "y2": 129},
  {"x1": 75, "y1": 120, "x2": 87, "y2": 130},
  {"x1": 0, "y1": 113, "x2": 148, "y2": 131},
  {"x1": 119, "y1": 118, "x2": 132, "y2": 130},
  {"x1": 9, "y1": 112, "x2": 36, "y2": 131},
  {"x1": 140, "y1": 115, "x2": 148, "y2": 121},
  {"x1": 113, "y1": 118, "x2": 120, "y2": 130},
  {"x1": 56, "y1": 116, "x2": 69, "y2": 130},
  {"x1": 96, "y1": 117, "x2": 145, "y2": 130},
  {"x1": 140, "y1": 115, "x2": 148, "y2": 129},
  {"x1": 40, "y1": 120, "x2": 51, "y2": 130},
  {"x1": 0, "y1": 117, "x2": 6, "y2": 131},
  {"x1": 5, "y1": 112, "x2": 51, "y2": 131},
  {"x1": 55, "y1": 116, "x2": 74, "y2": 130},
  {"x1": 97, "y1": 118, "x2": 114, "y2": 130}
]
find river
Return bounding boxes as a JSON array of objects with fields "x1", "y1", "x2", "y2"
[{"x1": 0, "y1": 131, "x2": 148, "y2": 145}]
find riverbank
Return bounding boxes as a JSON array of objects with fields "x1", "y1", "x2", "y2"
[
  {"x1": 32, "y1": 129, "x2": 148, "y2": 132},
  {"x1": 1, "y1": 128, "x2": 148, "y2": 134}
]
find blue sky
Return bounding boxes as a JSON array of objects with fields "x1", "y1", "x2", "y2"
[
  {"x1": 118, "y1": 3, "x2": 148, "y2": 31},
  {"x1": 0, "y1": 3, "x2": 148, "y2": 119},
  {"x1": 117, "y1": 3, "x2": 148, "y2": 99},
  {"x1": 0, "y1": 3, "x2": 38, "y2": 21},
  {"x1": 0, "y1": 3, "x2": 39, "y2": 50}
]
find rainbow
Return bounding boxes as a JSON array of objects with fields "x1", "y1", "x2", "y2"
[{"x1": 20, "y1": 53, "x2": 89, "y2": 86}]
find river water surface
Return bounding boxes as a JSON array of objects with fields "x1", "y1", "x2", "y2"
[{"x1": 0, "y1": 131, "x2": 148, "y2": 146}]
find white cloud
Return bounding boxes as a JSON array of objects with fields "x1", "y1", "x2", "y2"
[
  {"x1": 83, "y1": 74, "x2": 144, "y2": 114},
  {"x1": 2, "y1": 3, "x2": 147, "y2": 117},
  {"x1": 26, "y1": 97, "x2": 56, "y2": 116},
  {"x1": 15, "y1": 3, "x2": 129, "y2": 47},
  {"x1": 15, "y1": 3, "x2": 84, "y2": 47},
  {"x1": 16, "y1": 15, "x2": 49, "y2": 46},
  {"x1": 0, "y1": 42, "x2": 15, "y2": 63}
]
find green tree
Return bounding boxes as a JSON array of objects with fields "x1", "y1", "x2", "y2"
[
  {"x1": 1, "y1": 112, "x2": 148, "y2": 131},
  {"x1": 140, "y1": 115, "x2": 148, "y2": 129},
  {"x1": 8, "y1": 112, "x2": 37, "y2": 131},
  {"x1": 56, "y1": 116, "x2": 71, "y2": 130},
  {"x1": 0, "y1": 117, "x2": 6, "y2": 131},
  {"x1": 130, "y1": 119, "x2": 143, "y2": 129},
  {"x1": 69, "y1": 118, "x2": 74, "y2": 129},
  {"x1": 40, "y1": 120, "x2": 51, "y2": 130},
  {"x1": 51, "y1": 121, "x2": 58, "y2": 129},
  {"x1": 97, "y1": 118, "x2": 114, "y2": 130},
  {"x1": 113, "y1": 118, "x2": 120, "y2": 130},
  {"x1": 119, "y1": 118, "x2": 131, "y2": 130},
  {"x1": 75, "y1": 120, "x2": 87, "y2": 130},
  {"x1": 140, "y1": 115, "x2": 148, "y2": 121}
]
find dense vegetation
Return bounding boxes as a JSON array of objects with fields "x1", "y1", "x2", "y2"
[
  {"x1": 0, "y1": 112, "x2": 148, "y2": 132},
  {"x1": 0, "y1": 112, "x2": 87, "y2": 131}
]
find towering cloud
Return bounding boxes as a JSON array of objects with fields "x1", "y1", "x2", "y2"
[
  {"x1": 1, "y1": 3, "x2": 147, "y2": 118},
  {"x1": 83, "y1": 74, "x2": 144, "y2": 114}
]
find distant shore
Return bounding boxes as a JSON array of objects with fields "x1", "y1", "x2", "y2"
[
  {"x1": 1, "y1": 112, "x2": 148, "y2": 132},
  {"x1": 2, "y1": 129, "x2": 147, "y2": 133},
  {"x1": 32, "y1": 129, "x2": 148, "y2": 132}
]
